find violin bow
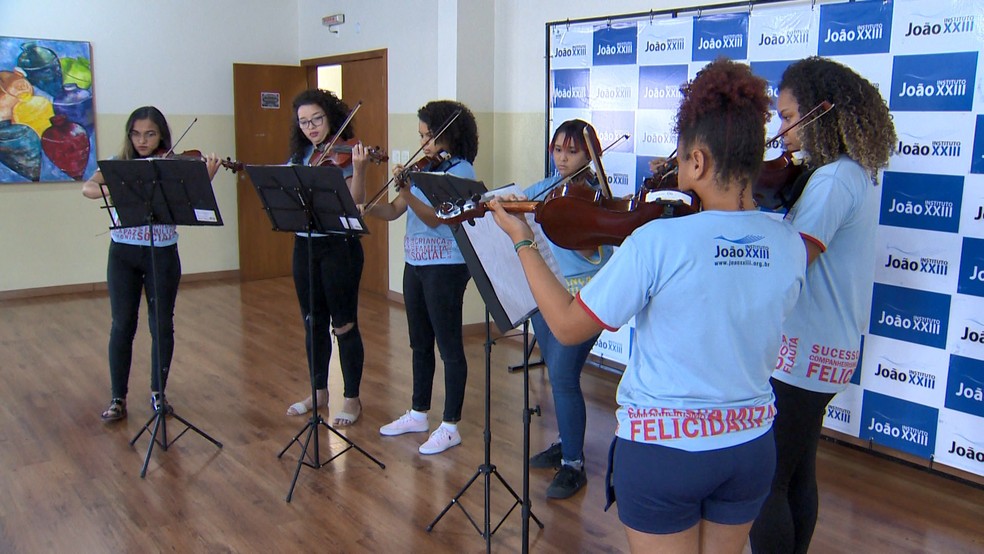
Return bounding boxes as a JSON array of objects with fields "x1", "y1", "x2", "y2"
[
  {"x1": 765, "y1": 100, "x2": 835, "y2": 147},
  {"x1": 363, "y1": 108, "x2": 463, "y2": 210},
  {"x1": 582, "y1": 123, "x2": 613, "y2": 199},
  {"x1": 162, "y1": 118, "x2": 198, "y2": 158},
  {"x1": 312, "y1": 100, "x2": 363, "y2": 167},
  {"x1": 529, "y1": 133, "x2": 630, "y2": 201}
]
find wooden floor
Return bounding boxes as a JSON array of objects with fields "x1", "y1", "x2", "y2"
[{"x1": 0, "y1": 277, "x2": 982, "y2": 553}]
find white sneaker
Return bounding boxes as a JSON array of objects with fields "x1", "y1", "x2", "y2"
[
  {"x1": 379, "y1": 410, "x2": 428, "y2": 436},
  {"x1": 418, "y1": 426, "x2": 461, "y2": 455}
]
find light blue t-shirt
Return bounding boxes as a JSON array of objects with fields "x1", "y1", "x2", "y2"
[
  {"x1": 773, "y1": 156, "x2": 878, "y2": 394},
  {"x1": 524, "y1": 174, "x2": 615, "y2": 293},
  {"x1": 404, "y1": 157, "x2": 474, "y2": 266},
  {"x1": 289, "y1": 143, "x2": 354, "y2": 238},
  {"x1": 578, "y1": 210, "x2": 806, "y2": 451}
]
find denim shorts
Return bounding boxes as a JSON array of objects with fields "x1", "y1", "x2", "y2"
[{"x1": 610, "y1": 429, "x2": 775, "y2": 534}]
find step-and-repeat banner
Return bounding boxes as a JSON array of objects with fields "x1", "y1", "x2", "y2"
[{"x1": 547, "y1": 0, "x2": 984, "y2": 477}]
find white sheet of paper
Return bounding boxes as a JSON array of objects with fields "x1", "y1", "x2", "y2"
[{"x1": 460, "y1": 184, "x2": 564, "y2": 329}]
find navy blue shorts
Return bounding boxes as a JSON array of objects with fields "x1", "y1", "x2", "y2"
[{"x1": 611, "y1": 429, "x2": 775, "y2": 535}]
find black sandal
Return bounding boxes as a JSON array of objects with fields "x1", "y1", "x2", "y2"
[{"x1": 100, "y1": 398, "x2": 127, "y2": 422}]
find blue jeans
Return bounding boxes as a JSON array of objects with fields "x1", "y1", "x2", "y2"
[
  {"x1": 403, "y1": 263, "x2": 470, "y2": 422},
  {"x1": 106, "y1": 241, "x2": 181, "y2": 399},
  {"x1": 531, "y1": 311, "x2": 599, "y2": 463}
]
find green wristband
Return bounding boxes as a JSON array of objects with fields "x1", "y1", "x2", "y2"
[{"x1": 514, "y1": 239, "x2": 537, "y2": 252}]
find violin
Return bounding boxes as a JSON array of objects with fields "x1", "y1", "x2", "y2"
[
  {"x1": 394, "y1": 151, "x2": 452, "y2": 188},
  {"x1": 752, "y1": 100, "x2": 834, "y2": 211},
  {"x1": 437, "y1": 176, "x2": 698, "y2": 250},
  {"x1": 642, "y1": 155, "x2": 679, "y2": 191},
  {"x1": 312, "y1": 138, "x2": 389, "y2": 168},
  {"x1": 753, "y1": 150, "x2": 811, "y2": 210},
  {"x1": 163, "y1": 149, "x2": 245, "y2": 173}
]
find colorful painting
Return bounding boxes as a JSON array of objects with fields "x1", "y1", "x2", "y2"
[{"x1": 0, "y1": 36, "x2": 96, "y2": 183}]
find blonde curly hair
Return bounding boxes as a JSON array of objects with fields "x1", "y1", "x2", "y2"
[{"x1": 780, "y1": 56, "x2": 896, "y2": 184}]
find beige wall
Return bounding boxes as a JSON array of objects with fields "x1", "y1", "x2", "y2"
[{"x1": 0, "y1": 113, "x2": 238, "y2": 291}]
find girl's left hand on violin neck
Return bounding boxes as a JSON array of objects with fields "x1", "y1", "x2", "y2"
[{"x1": 487, "y1": 197, "x2": 534, "y2": 245}]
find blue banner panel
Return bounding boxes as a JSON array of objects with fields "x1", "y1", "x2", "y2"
[
  {"x1": 692, "y1": 13, "x2": 749, "y2": 61},
  {"x1": 880, "y1": 171, "x2": 963, "y2": 233},
  {"x1": 957, "y1": 237, "x2": 984, "y2": 297},
  {"x1": 818, "y1": 0, "x2": 893, "y2": 56},
  {"x1": 889, "y1": 52, "x2": 978, "y2": 112},
  {"x1": 944, "y1": 354, "x2": 984, "y2": 418},
  {"x1": 869, "y1": 283, "x2": 950, "y2": 349},
  {"x1": 551, "y1": 69, "x2": 590, "y2": 109},
  {"x1": 860, "y1": 390, "x2": 938, "y2": 458},
  {"x1": 593, "y1": 24, "x2": 638, "y2": 66}
]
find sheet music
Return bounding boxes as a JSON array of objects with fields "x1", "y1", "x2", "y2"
[{"x1": 459, "y1": 184, "x2": 564, "y2": 328}]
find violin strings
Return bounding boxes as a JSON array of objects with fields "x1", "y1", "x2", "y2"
[
  {"x1": 530, "y1": 133, "x2": 629, "y2": 202},
  {"x1": 364, "y1": 109, "x2": 462, "y2": 210},
  {"x1": 162, "y1": 118, "x2": 198, "y2": 158},
  {"x1": 313, "y1": 101, "x2": 362, "y2": 167}
]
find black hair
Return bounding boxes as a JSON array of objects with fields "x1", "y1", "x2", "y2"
[
  {"x1": 417, "y1": 100, "x2": 479, "y2": 163},
  {"x1": 288, "y1": 89, "x2": 354, "y2": 163},
  {"x1": 675, "y1": 58, "x2": 772, "y2": 189},
  {"x1": 779, "y1": 56, "x2": 896, "y2": 182}
]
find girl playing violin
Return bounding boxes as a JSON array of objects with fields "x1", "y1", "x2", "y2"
[
  {"x1": 82, "y1": 106, "x2": 222, "y2": 422},
  {"x1": 284, "y1": 89, "x2": 370, "y2": 427},
  {"x1": 363, "y1": 100, "x2": 478, "y2": 455},
  {"x1": 750, "y1": 57, "x2": 896, "y2": 554},
  {"x1": 513, "y1": 119, "x2": 615, "y2": 500},
  {"x1": 489, "y1": 59, "x2": 807, "y2": 553}
]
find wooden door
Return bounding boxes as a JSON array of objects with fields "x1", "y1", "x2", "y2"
[
  {"x1": 339, "y1": 54, "x2": 389, "y2": 298},
  {"x1": 232, "y1": 63, "x2": 308, "y2": 281}
]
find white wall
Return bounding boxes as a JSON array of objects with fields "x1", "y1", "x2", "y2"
[
  {"x1": 296, "y1": 0, "x2": 442, "y2": 113},
  {"x1": 0, "y1": 0, "x2": 298, "y2": 292},
  {"x1": 1, "y1": 0, "x2": 735, "y2": 294}
]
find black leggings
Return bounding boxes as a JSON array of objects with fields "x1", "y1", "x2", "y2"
[
  {"x1": 403, "y1": 263, "x2": 470, "y2": 423},
  {"x1": 292, "y1": 235, "x2": 364, "y2": 398},
  {"x1": 749, "y1": 378, "x2": 834, "y2": 554},
  {"x1": 107, "y1": 241, "x2": 181, "y2": 399}
]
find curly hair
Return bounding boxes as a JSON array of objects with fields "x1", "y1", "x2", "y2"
[
  {"x1": 675, "y1": 58, "x2": 771, "y2": 189},
  {"x1": 779, "y1": 56, "x2": 896, "y2": 183},
  {"x1": 121, "y1": 106, "x2": 172, "y2": 160},
  {"x1": 550, "y1": 119, "x2": 601, "y2": 157},
  {"x1": 417, "y1": 100, "x2": 479, "y2": 163},
  {"x1": 288, "y1": 89, "x2": 354, "y2": 163}
]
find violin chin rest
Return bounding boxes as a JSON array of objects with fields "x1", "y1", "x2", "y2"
[{"x1": 643, "y1": 189, "x2": 693, "y2": 206}]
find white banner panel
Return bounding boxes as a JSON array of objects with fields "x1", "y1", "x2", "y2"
[{"x1": 547, "y1": 0, "x2": 984, "y2": 477}]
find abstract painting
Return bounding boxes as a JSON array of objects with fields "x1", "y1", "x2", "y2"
[{"x1": 0, "y1": 36, "x2": 96, "y2": 183}]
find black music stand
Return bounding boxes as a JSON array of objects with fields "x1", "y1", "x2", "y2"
[
  {"x1": 99, "y1": 158, "x2": 224, "y2": 478},
  {"x1": 245, "y1": 163, "x2": 384, "y2": 502},
  {"x1": 413, "y1": 176, "x2": 549, "y2": 553}
]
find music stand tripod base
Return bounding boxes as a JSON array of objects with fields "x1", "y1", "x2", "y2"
[{"x1": 426, "y1": 312, "x2": 543, "y2": 549}]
